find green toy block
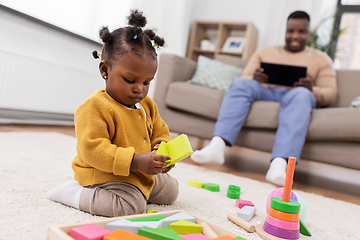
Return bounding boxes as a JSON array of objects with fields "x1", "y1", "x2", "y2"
[
  {"x1": 203, "y1": 183, "x2": 220, "y2": 192},
  {"x1": 156, "y1": 134, "x2": 194, "y2": 167},
  {"x1": 235, "y1": 236, "x2": 248, "y2": 240},
  {"x1": 170, "y1": 220, "x2": 203, "y2": 235},
  {"x1": 130, "y1": 215, "x2": 167, "y2": 222},
  {"x1": 299, "y1": 219, "x2": 312, "y2": 236},
  {"x1": 270, "y1": 197, "x2": 301, "y2": 214},
  {"x1": 138, "y1": 228, "x2": 184, "y2": 240}
]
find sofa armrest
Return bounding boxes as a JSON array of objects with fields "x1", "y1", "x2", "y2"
[{"x1": 153, "y1": 54, "x2": 197, "y2": 109}]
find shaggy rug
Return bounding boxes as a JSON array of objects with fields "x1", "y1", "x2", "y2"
[{"x1": 1, "y1": 132, "x2": 359, "y2": 240}]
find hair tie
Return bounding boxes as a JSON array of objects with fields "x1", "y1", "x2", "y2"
[{"x1": 133, "y1": 34, "x2": 138, "y2": 39}]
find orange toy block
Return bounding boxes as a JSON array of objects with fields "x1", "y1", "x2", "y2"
[
  {"x1": 268, "y1": 207, "x2": 299, "y2": 222},
  {"x1": 210, "y1": 235, "x2": 236, "y2": 240},
  {"x1": 103, "y1": 229, "x2": 152, "y2": 240}
]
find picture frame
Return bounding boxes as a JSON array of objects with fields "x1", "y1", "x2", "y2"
[{"x1": 221, "y1": 36, "x2": 246, "y2": 53}]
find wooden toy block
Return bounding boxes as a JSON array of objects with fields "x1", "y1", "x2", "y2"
[
  {"x1": 130, "y1": 215, "x2": 167, "y2": 222},
  {"x1": 299, "y1": 219, "x2": 312, "y2": 236},
  {"x1": 135, "y1": 220, "x2": 163, "y2": 229},
  {"x1": 180, "y1": 233, "x2": 209, "y2": 240},
  {"x1": 209, "y1": 235, "x2": 236, "y2": 240},
  {"x1": 270, "y1": 197, "x2": 301, "y2": 214},
  {"x1": 156, "y1": 134, "x2": 194, "y2": 167},
  {"x1": 236, "y1": 206, "x2": 256, "y2": 222},
  {"x1": 70, "y1": 223, "x2": 111, "y2": 240},
  {"x1": 265, "y1": 214, "x2": 299, "y2": 231},
  {"x1": 106, "y1": 219, "x2": 144, "y2": 234},
  {"x1": 161, "y1": 211, "x2": 196, "y2": 228},
  {"x1": 138, "y1": 227, "x2": 184, "y2": 240},
  {"x1": 268, "y1": 207, "x2": 299, "y2": 222},
  {"x1": 203, "y1": 183, "x2": 220, "y2": 192},
  {"x1": 262, "y1": 221, "x2": 299, "y2": 239},
  {"x1": 235, "y1": 199, "x2": 254, "y2": 209},
  {"x1": 227, "y1": 213, "x2": 255, "y2": 233},
  {"x1": 103, "y1": 229, "x2": 152, "y2": 240},
  {"x1": 187, "y1": 178, "x2": 204, "y2": 188},
  {"x1": 170, "y1": 219, "x2": 203, "y2": 234},
  {"x1": 199, "y1": 221, "x2": 218, "y2": 238},
  {"x1": 255, "y1": 223, "x2": 308, "y2": 240},
  {"x1": 235, "y1": 236, "x2": 247, "y2": 240}
]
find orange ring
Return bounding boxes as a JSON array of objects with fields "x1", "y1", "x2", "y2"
[{"x1": 268, "y1": 207, "x2": 299, "y2": 222}]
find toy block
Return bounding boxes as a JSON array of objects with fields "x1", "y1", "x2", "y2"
[
  {"x1": 299, "y1": 219, "x2": 312, "y2": 236},
  {"x1": 187, "y1": 178, "x2": 204, "y2": 188},
  {"x1": 138, "y1": 228, "x2": 184, "y2": 240},
  {"x1": 180, "y1": 233, "x2": 209, "y2": 240},
  {"x1": 203, "y1": 183, "x2": 220, "y2": 192},
  {"x1": 270, "y1": 197, "x2": 301, "y2": 214},
  {"x1": 106, "y1": 219, "x2": 144, "y2": 234},
  {"x1": 147, "y1": 208, "x2": 160, "y2": 213},
  {"x1": 209, "y1": 235, "x2": 235, "y2": 240},
  {"x1": 235, "y1": 199, "x2": 254, "y2": 209},
  {"x1": 70, "y1": 223, "x2": 111, "y2": 240},
  {"x1": 235, "y1": 236, "x2": 247, "y2": 240},
  {"x1": 103, "y1": 229, "x2": 152, "y2": 240},
  {"x1": 161, "y1": 211, "x2": 196, "y2": 228},
  {"x1": 227, "y1": 213, "x2": 255, "y2": 233},
  {"x1": 156, "y1": 134, "x2": 193, "y2": 167},
  {"x1": 136, "y1": 220, "x2": 163, "y2": 229},
  {"x1": 265, "y1": 214, "x2": 299, "y2": 231},
  {"x1": 130, "y1": 215, "x2": 167, "y2": 222},
  {"x1": 227, "y1": 190, "x2": 240, "y2": 199},
  {"x1": 170, "y1": 220, "x2": 203, "y2": 234},
  {"x1": 262, "y1": 221, "x2": 299, "y2": 239},
  {"x1": 268, "y1": 207, "x2": 299, "y2": 222},
  {"x1": 236, "y1": 206, "x2": 256, "y2": 222}
]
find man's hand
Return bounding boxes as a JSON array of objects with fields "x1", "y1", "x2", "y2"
[
  {"x1": 131, "y1": 152, "x2": 171, "y2": 175},
  {"x1": 293, "y1": 77, "x2": 313, "y2": 91},
  {"x1": 253, "y1": 68, "x2": 269, "y2": 83}
]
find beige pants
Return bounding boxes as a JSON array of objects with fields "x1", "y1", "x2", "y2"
[{"x1": 79, "y1": 173, "x2": 179, "y2": 217}]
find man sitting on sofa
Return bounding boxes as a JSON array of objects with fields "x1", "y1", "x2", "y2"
[{"x1": 191, "y1": 10, "x2": 338, "y2": 186}]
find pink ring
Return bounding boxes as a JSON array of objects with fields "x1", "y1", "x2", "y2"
[{"x1": 265, "y1": 214, "x2": 299, "y2": 231}]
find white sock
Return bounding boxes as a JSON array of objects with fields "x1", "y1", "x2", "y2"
[
  {"x1": 46, "y1": 180, "x2": 83, "y2": 209},
  {"x1": 190, "y1": 136, "x2": 225, "y2": 165},
  {"x1": 266, "y1": 157, "x2": 287, "y2": 186}
]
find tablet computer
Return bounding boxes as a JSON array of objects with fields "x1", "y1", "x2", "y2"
[{"x1": 260, "y1": 62, "x2": 307, "y2": 87}]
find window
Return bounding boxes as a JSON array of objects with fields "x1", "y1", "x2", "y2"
[{"x1": 332, "y1": 0, "x2": 360, "y2": 69}]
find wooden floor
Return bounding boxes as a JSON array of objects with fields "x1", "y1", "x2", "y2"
[{"x1": 1, "y1": 124, "x2": 359, "y2": 205}]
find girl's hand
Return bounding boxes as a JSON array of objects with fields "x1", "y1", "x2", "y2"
[
  {"x1": 161, "y1": 164, "x2": 175, "y2": 173},
  {"x1": 152, "y1": 143, "x2": 160, "y2": 152},
  {"x1": 131, "y1": 152, "x2": 171, "y2": 175}
]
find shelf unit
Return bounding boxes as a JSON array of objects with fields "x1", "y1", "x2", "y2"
[{"x1": 187, "y1": 21, "x2": 258, "y2": 61}]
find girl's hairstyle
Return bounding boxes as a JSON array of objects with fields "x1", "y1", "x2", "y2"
[{"x1": 92, "y1": 9, "x2": 165, "y2": 64}]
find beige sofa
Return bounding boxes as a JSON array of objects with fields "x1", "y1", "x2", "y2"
[{"x1": 153, "y1": 53, "x2": 360, "y2": 195}]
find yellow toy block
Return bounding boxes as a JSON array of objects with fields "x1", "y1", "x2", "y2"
[
  {"x1": 170, "y1": 219, "x2": 203, "y2": 234},
  {"x1": 156, "y1": 134, "x2": 193, "y2": 167}
]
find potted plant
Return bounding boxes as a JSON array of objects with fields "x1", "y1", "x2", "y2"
[{"x1": 200, "y1": 35, "x2": 211, "y2": 50}]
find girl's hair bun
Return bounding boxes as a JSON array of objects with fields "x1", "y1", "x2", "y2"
[
  {"x1": 99, "y1": 26, "x2": 112, "y2": 43},
  {"x1": 127, "y1": 9, "x2": 147, "y2": 28}
]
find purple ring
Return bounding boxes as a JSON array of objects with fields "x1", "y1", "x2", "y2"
[{"x1": 263, "y1": 221, "x2": 299, "y2": 239}]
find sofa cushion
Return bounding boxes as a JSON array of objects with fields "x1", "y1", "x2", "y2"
[
  {"x1": 187, "y1": 55, "x2": 243, "y2": 92},
  {"x1": 307, "y1": 107, "x2": 360, "y2": 141},
  {"x1": 165, "y1": 81, "x2": 280, "y2": 129}
]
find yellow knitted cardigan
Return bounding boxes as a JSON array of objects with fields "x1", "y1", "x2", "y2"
[{"x1": 72, "y1": 88, "x2": 171, "y2": 199}]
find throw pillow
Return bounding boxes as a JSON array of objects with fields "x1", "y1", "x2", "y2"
[
  {"x1": 350, "y1": 96, "x2": 360, "y2": 108},
  {"x1": 187, "y1": 55, "x2": 243, "y2": 92}
]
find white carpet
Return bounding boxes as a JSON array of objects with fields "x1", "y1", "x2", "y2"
[{"x1": 1, "y1": 132, "x2": 359, "y2": 240}]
